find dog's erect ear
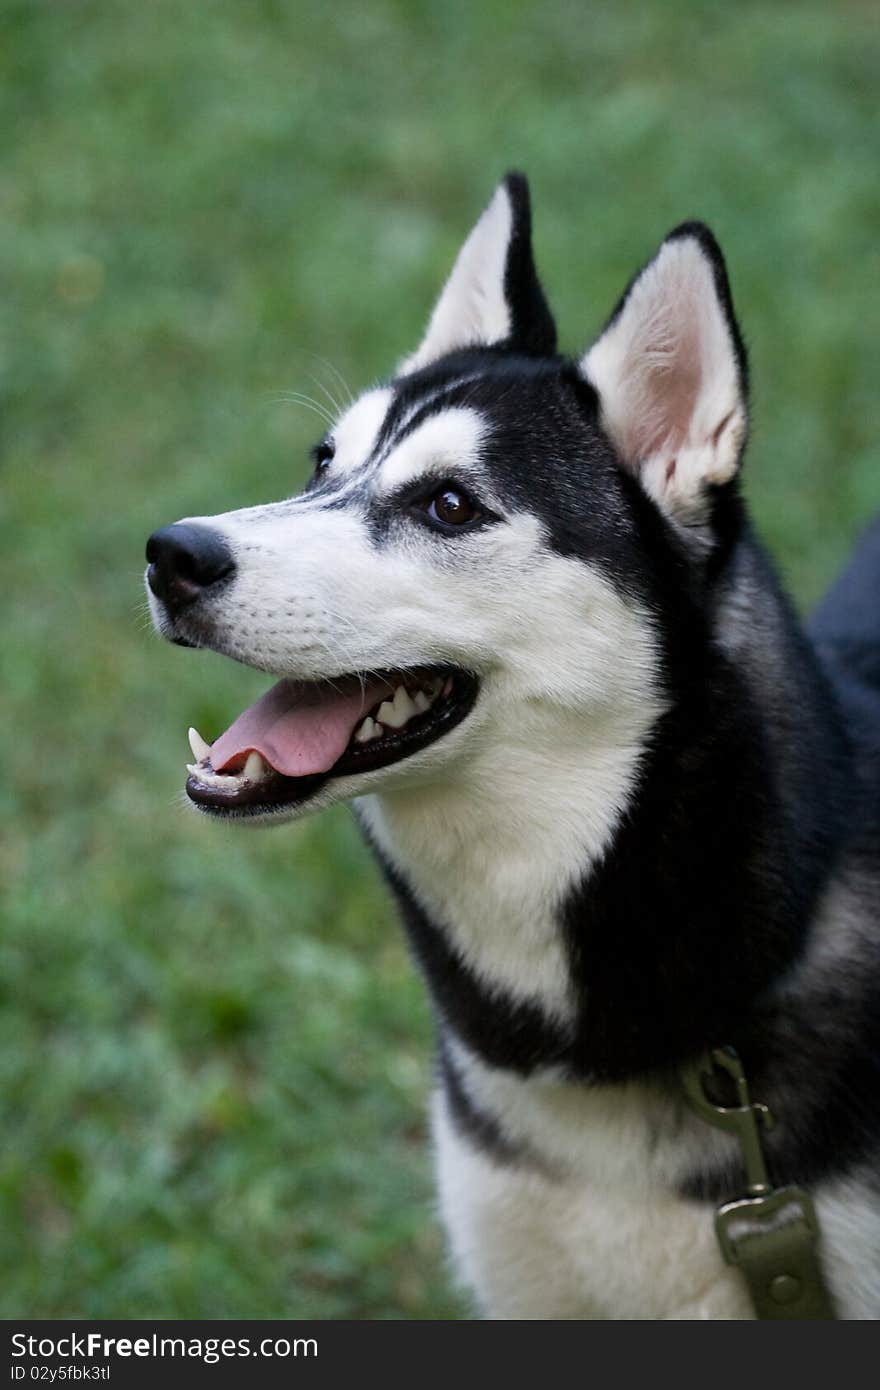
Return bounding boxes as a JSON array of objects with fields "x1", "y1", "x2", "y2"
[
  {"x1": 400, "y1": 172, "x2": 556, "y2": 374},
  {"x1": 582, "y1": 223, "x2": 748, "y2": 526}
]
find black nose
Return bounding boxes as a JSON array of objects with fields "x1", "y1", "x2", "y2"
[{"x1": 145, "y1": 523, "x2": 235, "y2": 611}]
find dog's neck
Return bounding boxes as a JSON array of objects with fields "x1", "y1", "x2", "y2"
[
  {"x1": 358, "y1": 532, "x2": 853, "y2": 1082},
  {"x1": 357, "y1": 693, "x2": 659, "y2": 1026}
]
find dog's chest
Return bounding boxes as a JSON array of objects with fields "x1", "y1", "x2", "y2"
[
  {"x1": 434, "y1": 1111, "x2": 751, "y2": 1319},
  {"x1": 431, "y1": 1048, "x2": 754, "y2": 1320}
]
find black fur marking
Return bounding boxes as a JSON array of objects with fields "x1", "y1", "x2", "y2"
[
  {"x1": 370, "y1": 366, "x2": 487, "y2": 464},
  {"x1": 499, "y1": 171, "x2": 558, "y2": 357},
  {"x1": 367, "y1": 841, "x2": 571, "y2": 1074},
  {"x1": 314, "y1": 482, "x2": 372, "y2": 513},
  {"x1": 437, "y1": 1034, "x2": 542, "y2": 1170}
]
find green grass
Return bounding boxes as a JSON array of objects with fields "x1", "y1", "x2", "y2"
[{"x1": 1, "y1": 0, "x2": 878, "y2": 1318}]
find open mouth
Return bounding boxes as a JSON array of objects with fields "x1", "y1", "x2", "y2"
[{"x1": 184, "y1": 666, "x2": 478, "y2": 817}]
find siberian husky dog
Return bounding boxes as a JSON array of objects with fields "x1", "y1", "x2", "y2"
[{"x1": 146, "y1": 175, "x2": 880, "y2": 1319}]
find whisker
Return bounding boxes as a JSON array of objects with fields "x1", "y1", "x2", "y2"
[
  {"x1": 275, "y1": 391, "x2": 336, "y2": 424},
  {"x1": 308, "y1": 372, "x2": 343, "y2": 419},
  {"x1": 317, "y1": 605, "x2": 399, "y2": 704},
  {"x1": 268, "y1": 391, "x2": 336, "y2": 429},
  {"x1": 308, "y1": 352, "x2": 355, "y2": 409}
]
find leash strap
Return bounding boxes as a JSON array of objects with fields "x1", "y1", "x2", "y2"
[{"x1": 680, "y1": 1046, "x2": 836, "y2": 1320}]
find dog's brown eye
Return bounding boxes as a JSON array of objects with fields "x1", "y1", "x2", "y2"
[{"x1": 427, "y1": 488, "x2": 478, "y2": 528}]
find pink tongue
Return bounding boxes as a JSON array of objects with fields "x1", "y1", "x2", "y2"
[{"x1": 210, "y1": 676, "x2": 393, "y2": 777}]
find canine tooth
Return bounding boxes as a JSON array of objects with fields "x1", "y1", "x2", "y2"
[
  {"x1": 243, "y1": 750, "x2": 268, "y2": 781},
  {"x1": 354, "y1": 716, "x2": 377, "y2": 743},
  {"x1": 442, "y1": 678, "x2": 453, "y2": 697},
  {"x1": 188, "y1": 727, "x2": 211, "y2": 762},
  {"x1": 413, "y1": 691, "x2": 430, "y2": 713}
]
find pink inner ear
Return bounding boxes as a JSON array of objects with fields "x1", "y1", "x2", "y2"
[
  {"x1": 583, "y1": 235, "x2": 745, "y2": 492},
  {"x1": 633, "y1": 318, "x2": 703, "y2": 463}
]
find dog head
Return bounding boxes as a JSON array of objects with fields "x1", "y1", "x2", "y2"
[{"x1": 146, "y1": 173, "x2": 748, "y2": 825}]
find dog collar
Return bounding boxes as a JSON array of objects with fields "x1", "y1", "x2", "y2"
[{"x1": 680, "y1": 1046, "x2": 837, "y2": 1320}]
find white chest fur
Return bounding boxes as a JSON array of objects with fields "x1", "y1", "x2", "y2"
[
  {"x1": 433, "y1": 1042, "x2": 752, "y2": 1320},
  {"x1": 434, "y1": 1101, "x2": 751, "y2": 1319}
]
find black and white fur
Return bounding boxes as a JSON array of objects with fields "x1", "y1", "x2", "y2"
[{"x1": 147, "y1": 174, "x2": 880, "y2": 1318}]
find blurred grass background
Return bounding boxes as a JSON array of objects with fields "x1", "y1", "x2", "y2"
[{"x1": 1, "y1": 0, "x2": 878, "y2": 1318}]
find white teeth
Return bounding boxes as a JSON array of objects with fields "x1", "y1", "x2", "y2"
[
  {"x1": 393, "y1": 684, "x2": 417, "y2": 720},
  {"x1": 243, "y1": 750, "x2": 269, "y2": 781},
  {"x1": 349, "y1": 674, "x2": 454, "y2": 750},
  {"x1": 376, "y1": 699, "x2": 398, "y2": 728},
  {"x1": 380, "y1": 686, "x2": 417, "y2": 729},
  {"x1": 188, "y1": 727, "x2": 211, "y2": 762},
  {"x1": 185, "y1": 750, "x2": 270, "y2": 788},
  {"x1": 186, "y1": 764, "x2": 241, "y2": 788}
]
